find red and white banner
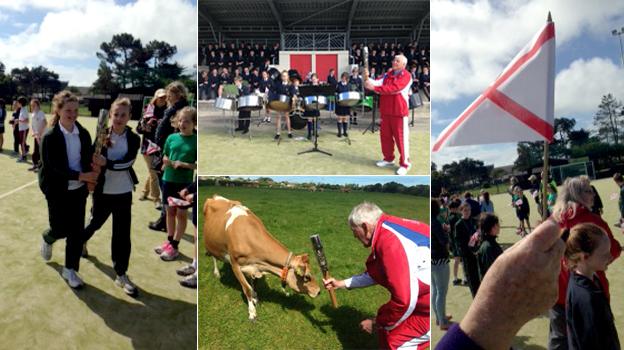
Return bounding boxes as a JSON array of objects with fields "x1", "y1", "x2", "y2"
[{"x1": 432, "y1": 19, "x2": 555, "y2": 152}]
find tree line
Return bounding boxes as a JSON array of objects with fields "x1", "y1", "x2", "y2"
[
  {"x1": 1, "y1": 33, "x2": 194, "y2": 104},
  {"x1": 199, "y1": 177, "x2": 429, "y2": 197},
  {"x1": 433, "y1": 93, "x2": 624, "y2": 195}
]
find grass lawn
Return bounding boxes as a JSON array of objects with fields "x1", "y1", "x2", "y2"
[
  {"x1": 198, "y1": 102, "x2": 430, "y2": 176},
  {"x1": 431, "y1": 177, "x2": 624, "y2": 349},
  {"x1": 198, "y1": 185, "x2": 429, "y2": 350},
  {"x1": 0, "y1": 114, "x2": 196, "y2": 349}
]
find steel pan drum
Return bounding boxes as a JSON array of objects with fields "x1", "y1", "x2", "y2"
[
  {"x1": 238, "y1": 95, "x2": 263, "y2": 111},
  {"x1": 268, "y1": 94, "x2": 291, "y2": 112},
  {"x1": 215, "y1": 97, "x2": 236, "y2": 111},
  {"x1": 303, "y1": 95, "x2": 328, "y2": 111},
  {"x1": 353, "y1": 96, "x2": 373, "y2": 112},
  {"x1": 337, "y1": 91, "x2": 361, "y2": 107}
]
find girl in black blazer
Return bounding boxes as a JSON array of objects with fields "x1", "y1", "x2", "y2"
[
  {"x1": 82, "y1": 97, "x2": 141, "y2": 296},
  {"x1": 39, "y1": 90, "x2": 101, "y2": 289}
]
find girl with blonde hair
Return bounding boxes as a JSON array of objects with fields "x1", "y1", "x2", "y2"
[{"x1": 82, "y1": 97, "x2": 141, "y2": 296}]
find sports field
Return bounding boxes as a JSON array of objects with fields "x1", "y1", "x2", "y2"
[
  {"x1": 198, "y1": 101, "x2": 430, "y2": 175},
  {"x1": 0, "y1": 116, "x2": 196, "y2": 349},
  {"x1": 198, "y1": 185, "x2": 429, "y2": 349},
  {"x1": 431, "y1": 178, "x2": 624, "y2": 349}
]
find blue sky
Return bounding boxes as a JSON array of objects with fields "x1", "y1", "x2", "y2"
[
  {"x1": 431, "y1": 0, "x2": 624, "y2": 167},
  {"x1": 0, "y1": 0, "x2": 196, "y2": 86},
  {"x1": 235, "y1": 176, "x2": 430, "y2": 187}
]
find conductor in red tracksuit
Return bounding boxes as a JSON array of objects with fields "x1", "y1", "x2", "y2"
[
  {"x1": 323, "y1": 202, "x2": 430, "y2": 349},
  {"x1": 364, "y1": 55, "x2": 413, "y2": 175}
]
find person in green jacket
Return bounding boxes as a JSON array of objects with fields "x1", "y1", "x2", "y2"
[
  {"x1": 477, "y1": 213, "x2": 503, "y2": 281},
  {"x1": 447, "y1": 199, "x2": 464, "y2": 285}
]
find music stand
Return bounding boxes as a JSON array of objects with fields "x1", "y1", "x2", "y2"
[{"x1": 297, "y1": 85, "x2": 334, "y2": 157}]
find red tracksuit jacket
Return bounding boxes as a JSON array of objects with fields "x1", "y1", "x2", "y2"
[
  {"x1": 373, "y1": 69, "x2": 412, "y2": 117},
  {"x1": 367, "y1": 214, "x2": 430, "y2": 348}
]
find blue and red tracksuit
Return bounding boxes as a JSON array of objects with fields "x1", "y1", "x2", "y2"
[
  {"x1": 346, "y1": 214, "x2": 430, "y2": 349},
  {"x1": 370, "y1": 69, "x2": 413, "y2": 168}
]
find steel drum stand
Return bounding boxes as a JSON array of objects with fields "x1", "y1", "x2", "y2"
[
  {"x1": 363, "y1": 95, "x2": 378, "y2": 134},
  {"x1": 298, "y1": 115, "x2": 331, "y2": 156}
]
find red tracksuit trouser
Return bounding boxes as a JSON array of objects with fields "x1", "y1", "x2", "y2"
[
  {"x1": 377, "y1": 313, "x2": 430, "y2": 349},
  {"x1": 380, "y1": 115, "x2": 410, "y2": 168}
]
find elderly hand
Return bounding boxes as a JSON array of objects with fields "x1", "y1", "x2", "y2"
[
  {"x1": 364, "y1": 79, "x2": 375, "y2": 91},
  {"x1": 322, "y1": 277, "x2": 346, "y2": 290},
  {"x1": 359, "y1": 318, "x2": 375, "y2": 334},
  {"x1": 458, "y1": 219, "x2": 565, "y2": 349}
]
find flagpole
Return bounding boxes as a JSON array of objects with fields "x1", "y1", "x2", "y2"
[
  {"x1": 542, "y1": 11, "x2": 553, "y2": 221},
  {"x1": 542, "y1": 141, "x2": 549, "y2": 220}
]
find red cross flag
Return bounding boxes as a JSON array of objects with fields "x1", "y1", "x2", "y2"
[{"x1": 432, "y1": 15, "x2": 555, "y2": 152}]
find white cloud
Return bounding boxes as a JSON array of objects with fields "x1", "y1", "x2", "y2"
[
  {"x1": 432, "y1": 0, "x2": 624, "y2": 102},
  {"x1": 432, "y1": 140, "x2": 518, "y2": 168},
  {"x1": 555, "y1": 57, "x2": 624, "y2": 127},
  {"x1": 0, "y1": 0, "x2": 197, "y2": 86}
]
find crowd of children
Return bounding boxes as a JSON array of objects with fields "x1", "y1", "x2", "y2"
[
  {"x1": 0, "y1": 81, "x2": 200, "y2": 295},
  {"x1": 433, "y1": 175, "x2": 622, "y2": 348}
]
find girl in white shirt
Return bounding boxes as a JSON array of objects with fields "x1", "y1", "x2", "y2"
[
  {"x1": 29, "y1": 99, "x2": 47, "y2": 171},
  {"x1": 16, "y1": 96, "x2": 29, "y2": 162},
  {"x1": 82, "y1": 97, "x2": 141, "y2": 296}
]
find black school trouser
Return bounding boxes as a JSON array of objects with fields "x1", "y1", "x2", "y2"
[
  {"x1": 83, "y1": 192, "x2": 133, "y2": 276},
  {"x1": 461, "y1": 252, "x2": 481, "y2": 297},
  {"x1": 43, "y1": 185, "x2": 89, "y2": 271},
  {"x1": 12, "y1": 125, "x2": 19, "y2": 152}
]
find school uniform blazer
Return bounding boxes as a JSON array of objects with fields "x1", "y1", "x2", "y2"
[
  {"x1": 38, "y1": 121, "x2": 93, "y2": 199},
  {"x1": 93, "y1": 126, "x2": 140, "y2": 194}
]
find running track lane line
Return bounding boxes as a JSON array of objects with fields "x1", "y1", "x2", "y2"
[{"x1": 0, "y1": 180, "x2": 38, "y2": 200}]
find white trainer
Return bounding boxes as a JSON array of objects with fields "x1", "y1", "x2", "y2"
[
  {"x1": 396, "y1": 164, "x2": 412, "y2": 176},
  {"x1": 115, "y1": 274, "x2": 138, "y2": 296},
  {"x1": 376, "y1": 160, "x2": 395, "y2": 168},
  {"x1": 40, "y1": 238, "x2": 52, "y2": 261},
  {"x1": 62, "y1": 267, "x2": 84, "y2": 289}
]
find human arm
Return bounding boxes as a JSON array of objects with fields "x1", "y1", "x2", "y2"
[{"x1": 373, "y1": 72, "x2": 411, "y2": 95}]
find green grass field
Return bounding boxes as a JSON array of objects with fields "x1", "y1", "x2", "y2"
[
  {"x1": 431, "y1": 177, "x2": 624, "y2": 349},
  {"x1": 198, "y1": 185, "x2": 429, "y2": 350},
  {"x1": 0, "y1": 115, "x2": 196, "y2": 349},
  {"x1": 198, "y1": 103, "x2": 430, "y2": 175}
]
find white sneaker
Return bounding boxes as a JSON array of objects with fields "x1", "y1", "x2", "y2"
[
  {"x1": 115, "y1": 274, "x2": 138, "y2": 296},
  {"x1": 396, "y1": 164, "x2": 412, "y2": 176},
  {"x1": 40, "y1": 238, "x2": 52, "y2": 261},
  {"x1": 62, "y1": 267, "x2": 84, "y2": 289},
  {"x1": 376, "y1": 160, "x2": 395, "y2": 168}
]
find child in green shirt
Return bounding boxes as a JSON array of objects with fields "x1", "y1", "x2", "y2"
[{"x1": 156, "y1": 107, "x2": 197, "y2": 261}]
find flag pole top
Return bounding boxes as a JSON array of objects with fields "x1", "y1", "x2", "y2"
[{"x1": 547, "y1": 11, "x2": 552, "y2": 22}]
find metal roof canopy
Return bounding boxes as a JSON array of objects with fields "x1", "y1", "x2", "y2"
[{"x1": 198, "y1": 0, "x2": 429, "y2": 46}]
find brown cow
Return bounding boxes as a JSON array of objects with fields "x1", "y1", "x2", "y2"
[{"x1": 203, "y1": 195, "x2": 320, "y2": 320}]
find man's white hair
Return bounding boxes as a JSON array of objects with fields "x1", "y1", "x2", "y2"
[
  {"x1": 395, "y1": 54, "x2": 408, "y2": 66},
  {"x1": 349, "y1": 202, "x2": 383, "y2": 226}
]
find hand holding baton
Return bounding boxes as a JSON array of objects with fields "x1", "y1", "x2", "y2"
[{"x1": 310, "y1": 234, "x2": 338, "y2": 308}]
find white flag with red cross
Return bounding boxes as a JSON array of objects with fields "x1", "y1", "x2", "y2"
[{"x1": 432, "y1": 17, "x2": 555, "y2": 152}]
